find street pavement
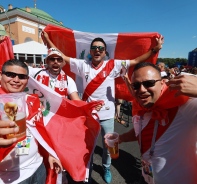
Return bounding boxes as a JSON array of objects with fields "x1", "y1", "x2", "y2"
[{"x1": 91, "y1": 102, "x2": 147, "y2": 184}]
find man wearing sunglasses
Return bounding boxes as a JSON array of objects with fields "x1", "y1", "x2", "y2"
[
  {"x1": 119, "y1": 62, "x2": 197, "y2": 184},
  {"x1": 42, "y1": 31, "x2": 163, "y2": 184},
  {"x1": 0, "y1": 59, "x2": 62, "y2": 184},
  {"x1": 28, "y1": 48, "x2": 81, "y2": 100}
]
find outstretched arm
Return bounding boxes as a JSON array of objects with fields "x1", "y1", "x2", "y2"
[
  {"x1": 42, "y1": 31, "x2": 71, "y2": 65},
  {"x1": 119, "y1": 128, "x2": 137, "y2": 144},
  {"x1": 129, "y1": 36, "x2": 164, "y2": 67}
]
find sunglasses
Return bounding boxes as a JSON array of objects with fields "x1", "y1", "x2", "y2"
[
  {"x1": 91, "y1": 46, "x2": 105, "y2": 52},
  {"x1": 49, "y1": 57, "x2": 63, "y2": 62},
  {"x1": 2, "y1": 71, "x2": 28, "y2": 80},
  {"x1": 131, "y1": 79, "x2": 162, "y2": 90}
]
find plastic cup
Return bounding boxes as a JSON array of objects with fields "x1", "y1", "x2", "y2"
[
  {"x1": 0, "y1": 92, "x2": 26, "y2": 139},
  {"x1": 104, "y1": 132, "x2": 119, "y2": 159}
]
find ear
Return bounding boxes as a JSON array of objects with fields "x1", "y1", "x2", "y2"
[{"x1": 161, "y1": 79, "x2": 166, "y2": 90}]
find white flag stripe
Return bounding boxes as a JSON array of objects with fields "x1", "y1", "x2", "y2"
[
  {"x1": 27, "y1": 76, "x2": 63, "y2": 126},
  {"x1": 73, "y1": 30, "x2": 118, "y2": 60}
]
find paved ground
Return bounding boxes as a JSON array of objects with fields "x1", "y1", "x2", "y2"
[
  {"x1": 67, "y1": 102, "x2": 147, "y2": 184},
  {"x1": 91, "y1": 102, "x2": 147, "y2": 184}
]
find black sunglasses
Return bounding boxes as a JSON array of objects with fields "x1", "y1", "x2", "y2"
[
  {"x1": 2, "y1": 71, "x2": 28, "y2": 80},
  {"x1": 131, "y1": 79, "x2": 162, "y2": 90},
  {"x1": 91, "y1": 46, "x2": 105, "y2": 51},
  {"x1": 49, "y1": 57, "x2": 63, "y2": 62}
]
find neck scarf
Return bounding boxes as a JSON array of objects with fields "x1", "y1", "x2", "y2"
[
  {"x1": 132, "y1": 84, "x2": 189, "y2": 123},
  {"x1": 35, "y1": 70, "x2": 68, "y2": 97}
]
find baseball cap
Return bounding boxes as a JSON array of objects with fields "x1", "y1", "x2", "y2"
[
  {"x1": 0, "y1": 24, "x2": 6, "y2": 36},
  {"x1": 46, "y1": 48, "x2": 63, "y2": 59}
]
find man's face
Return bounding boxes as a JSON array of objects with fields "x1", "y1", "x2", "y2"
[
  {"x1": 46, "y1": 56, "x2": 64, "y2": 75},
  {"x1": 130, "y1": 66, "x2": 164, "y2": 108},
  {"x1": 0, "y1": 65, "x2": 28, "y2": 93},
  {"x1": 157, "y1": 63, "x2": 165, "y2": 71},
  {"x1": 90, "y1": 41, "x2": 106, "y2": 63}
]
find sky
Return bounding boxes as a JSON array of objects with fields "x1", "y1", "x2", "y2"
[{"x1": 1, "y1": 0, "x2": 197, "y2": 59}]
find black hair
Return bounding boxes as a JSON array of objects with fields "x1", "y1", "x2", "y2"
[
  {"x1": 90, "y1": 37, "x2": 107, "y2": 50},
  {"x1": 133, "y1": 62, "x2": 161, "y2": 76},
  {"x1": 2, "y1": 59, "x2": 29, "y2": 75}
]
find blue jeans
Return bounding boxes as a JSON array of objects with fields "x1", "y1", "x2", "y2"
[
  {"x1": 100, "y1": 118, "x2": 114, "y2": 168},
  {"x1": 18, "y1": 162, "x2": 46, "y2": 184}
]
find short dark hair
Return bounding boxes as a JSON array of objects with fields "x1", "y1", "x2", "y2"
[
  {"x1": 90, "y1": 37, "x2": 107, "y2": 50},
  {"x1": 2, "y1": 59, "x2": 29, "y2": 75},
  {"x1": 133, "y1": 62, "x2": 161, "y2": 76}
]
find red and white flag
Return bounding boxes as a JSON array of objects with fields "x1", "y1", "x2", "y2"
[
  {"x1": 44, "y1": 25, "x2": 161, "y2": 101},
  {"x1": 0, "y1": 36, "x2": 14, "y2": 70},
  {"x1": 26, "y1": 76, "x2": 102, "y2": 182}
]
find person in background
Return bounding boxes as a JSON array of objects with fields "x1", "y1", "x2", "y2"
[
  {"x1": 119, "y1": 62, "x2": 197, "y2": 184},
  {"x1": 157, "y1": 62, "x2": 168, "y2": 81},
  {"x1": 114, "y1": 99, "x2": 126, "y2": 126},
  {"x1": 42, "y1": 31, "x2": 163, "y2": 184},
  {"x1": 0, "y1": 59, "x2": 62, "y2": 184},
  {"x1": 38, "y1": 61, "x2": 45, "y2": 68}
]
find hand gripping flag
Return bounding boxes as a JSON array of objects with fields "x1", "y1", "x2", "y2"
[
  {"x1": 44, "y1": 24, "x2": 161, "y2": 101},
  {"x1": 25, "y1": 76, "x2": 102, "y2": 182},
  {"x1": 0, "y1": 36, "x2": 14, "y2": 70}
]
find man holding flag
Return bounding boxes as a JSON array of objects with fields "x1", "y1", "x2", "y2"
[{"x1": 42, "y1": 30, "x2": 163, "y2": 183}]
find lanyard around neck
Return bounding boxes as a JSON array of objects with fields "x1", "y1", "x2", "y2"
[{"x1": 139, "y1": 116, "x2": 159, "y2": 158}]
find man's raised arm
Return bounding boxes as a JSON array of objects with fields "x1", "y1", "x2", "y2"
[
  {"x1": 41, "y1": 31, "x2": 71, "y2": 65},
  {"x1": 129, "y1": 36, "x2": 164, "y2": 67}
]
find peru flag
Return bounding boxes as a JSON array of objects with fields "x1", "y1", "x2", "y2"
[
  {"x1": 44, "y1": 25, "x2": 161, "y2": 101},
  {"x1": 26, "y1": 76, "x2": 101, "y2": 182},
  {"x1": 0, "y1": 36, "x2": 14, "y2": 70}
]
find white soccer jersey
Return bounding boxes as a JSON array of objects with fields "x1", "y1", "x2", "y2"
[
  {"x1": 133, "y1": 98, "x2": 197, "y2": 184},
  {"x1": 70, "y1": 58, "x2": 130, "y2": 120}
]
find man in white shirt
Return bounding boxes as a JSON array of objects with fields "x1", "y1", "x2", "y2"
[
  {"x1": 29, "y1": 48, "x2": 81, "y2": 100},
  {"x1": 42, "y1": 31, "x2": 163, "y2": 184}
]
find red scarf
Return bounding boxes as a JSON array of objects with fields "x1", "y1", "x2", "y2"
[
  {"x1": 35, "y1": 70, "x2": 68, "y2": 97},
  {"x1": 132, "y1": 84, "x2": 189, "y2": 122},
  {"x1": 132, "y1": 84, "x2": 189, "y2": 154}
]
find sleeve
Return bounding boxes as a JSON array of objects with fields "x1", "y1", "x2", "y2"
[
  {"x1": 67, "y1": 75, "x2": 78, "y2": 95},
  {"x1": 69, "y1": 58, "x2": 84, "y2": 77},
  {"x1": 113, "y1": 59, "x2": 130, "y2": 78}
]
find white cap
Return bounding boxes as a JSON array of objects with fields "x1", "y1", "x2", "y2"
[{"x1": 46, "y1": 48, "x2": 62, "y2": 59}]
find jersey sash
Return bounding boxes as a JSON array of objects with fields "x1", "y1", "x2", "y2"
[{"x1": 82, "y1": 59, "x2": 114, "y2": 101}]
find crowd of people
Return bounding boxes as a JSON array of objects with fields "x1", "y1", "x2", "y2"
[{"x1": 1, "y1": 28, "x2": 197, "y2": 184}]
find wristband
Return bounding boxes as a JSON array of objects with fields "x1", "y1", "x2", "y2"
[{"x1": 151, "y1": 48, "x2": 158, "y2": 54}]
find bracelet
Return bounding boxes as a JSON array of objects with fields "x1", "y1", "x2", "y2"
[{"x1": 151, "y1": 48, "x2": 158, "y2": 54}]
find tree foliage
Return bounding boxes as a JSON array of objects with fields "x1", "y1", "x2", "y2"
[{"x1": 157, "y1": 58, "x2": 188, "y2": 68}]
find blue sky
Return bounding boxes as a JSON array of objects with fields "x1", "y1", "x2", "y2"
[{"x1": 1, "y1": 0, "x2": 197, "y2": 59}]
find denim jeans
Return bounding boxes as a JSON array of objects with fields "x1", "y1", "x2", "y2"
[
  {"x1": 100, "y1": 118, "x2": 114, "y2": 168},
  {"x1": 18, "y1": 162, "x2": 46, "y2": 184}
]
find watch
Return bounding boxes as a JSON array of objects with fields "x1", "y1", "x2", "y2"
[{"x1": 151, "y1": 48, "x2": 158, "y2": 54}]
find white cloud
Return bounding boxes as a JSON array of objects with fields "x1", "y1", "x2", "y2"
[{"x1": 192, "y1": 36, "x2": 196, "y2": 39}]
